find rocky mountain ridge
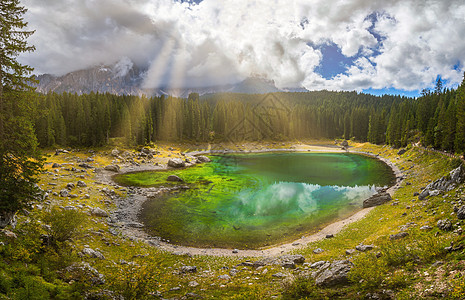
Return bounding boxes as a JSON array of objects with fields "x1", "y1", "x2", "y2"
[{"x1": 34, "y1": 60, "x2": 307, "y2": 97}]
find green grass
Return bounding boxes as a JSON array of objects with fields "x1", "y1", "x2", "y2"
[{"x1": 1, "y1": 143, "x2": 464, "y2": 299}]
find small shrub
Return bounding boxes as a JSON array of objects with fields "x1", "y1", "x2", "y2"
[
  {"x1": 43, "y1": 208, "x2": 85, "y2": 246},
  {"x1": 348, "y1": 252, "x2": 388, "y2": 291},
  {"x1": 282, "y1": 276, "x2": 315, "y2": 299},
  {"x1": 450, "y1": 273, "x2": 465, "y2": 299},
  {"x1": 108, "y1": 263, "x2": 158, "y2": 300}
]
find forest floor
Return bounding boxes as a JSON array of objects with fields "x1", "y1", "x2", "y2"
[{"x1": 1, "y1": 140, "x2": 465, "y2": 299}]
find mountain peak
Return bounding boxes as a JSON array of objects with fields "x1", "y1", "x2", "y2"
[{"x1": 34, "y1": 60, "x2": 308, "y2": 96}]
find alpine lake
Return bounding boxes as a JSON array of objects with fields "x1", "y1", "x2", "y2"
[{"x1": 114, "y1": 152, "x2": 395, "y2": 249}]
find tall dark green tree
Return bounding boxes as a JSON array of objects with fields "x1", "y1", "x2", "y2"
[{"x1": 0, "y1": 0, "x2": 43, "y2": 227}]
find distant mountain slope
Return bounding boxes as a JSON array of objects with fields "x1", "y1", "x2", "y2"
[{"x1": 34, "y1": 60, "x2": 308, "y2": 97}]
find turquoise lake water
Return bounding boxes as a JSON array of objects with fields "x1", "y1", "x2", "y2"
[{"x1": 137, "y1": 152, "x2": 395, "y2": 249}]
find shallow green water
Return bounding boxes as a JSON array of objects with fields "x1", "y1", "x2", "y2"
[{"x1": 117, "y1": 152, "x2": 395, "y2": 249}]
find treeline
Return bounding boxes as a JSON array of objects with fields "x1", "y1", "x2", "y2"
[
  {"x1": 31, "y1": 74, "x2": 465, "y2": 155},
  {"x1": 32, "y1": 91, "x2": 400, "y2": 147}
]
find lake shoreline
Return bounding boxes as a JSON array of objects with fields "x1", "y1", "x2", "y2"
[{"x1": 101, "y1": 144, "x2": 403, "y2": 257}]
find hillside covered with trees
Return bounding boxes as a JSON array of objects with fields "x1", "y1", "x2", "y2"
[{"x1": 31, "y1": 76, "x2": 465, "y2": 155}]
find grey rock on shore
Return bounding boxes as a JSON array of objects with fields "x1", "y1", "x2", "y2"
[
  {"x1": 363, "y1": 192, "x2": 392, "y2": 208},
  {"x1": 168, "y1": 158, "x2": 185, "y2": 168}
]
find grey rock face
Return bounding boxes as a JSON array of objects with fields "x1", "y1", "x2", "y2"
[
  {"x1": 363, "y1": 192, "x2": 392, "y2": 208},
  {"x1": 419, "y1": 166, "x2": 465, "y2": 200}
]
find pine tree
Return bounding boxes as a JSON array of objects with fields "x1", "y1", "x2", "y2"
[
  {"x1": 455, "y1": 74, "x2": 465, "y2": 154},
  {"x1": 0, "y1": 1, "x2": 44, "y2": 227}
]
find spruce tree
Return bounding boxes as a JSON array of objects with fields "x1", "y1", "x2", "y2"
[{"x1": 0, "y1": 0, "x2": 43, "y2": 227}]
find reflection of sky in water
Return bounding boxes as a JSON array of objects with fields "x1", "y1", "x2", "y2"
[
  {"x1": 141, "y1": 153, "x2": 394, "y2": 248},
  {"x1": 225, "y1": 182, "x2": 377, "y2": 220}
]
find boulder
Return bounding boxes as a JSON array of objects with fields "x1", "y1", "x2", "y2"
[
  {"x1": 63, "y1": 262, "x2": 105, "y2": 285},
  {"x1": 420, "y1": 225, "x2": 433, "y2": 231},
  {"x1": 397, "y1": 149, "x2": 407, "y2": 155},
  {"x1": 0, "y1": 212, "x2": 16, "y2": 229},
  {"x1": 77, "y1": 180, "x2": 87, "y2": 188},
  {"x1": 389, "y1": 232, "x2": 409, "y2": 240},
  {"x1": 196, "y1": 155, "x2": 211, "y2": 163},
  {"x1": 341, "y1": 140, "x2": 349, "y2": 147},
  {"x1": 111, "y1": 149, "x2": 120, "y2": 157},
  {"x1": 312, "y1": 260, "x2": 353, "y2": 286},
  {"x1": 90, "y1": 208, "x2": 109, "y2": 218},
  {"x1": 313, "y1": 248, "x2": 324, "y2": 254},
  {"x1": 437, "y1": 219, "x2": 453, "y2": 231},
  {"x1": 1, "y1": 229, "x2": 17, "y2": 239},
  {"x1": 141, "y1": 147, "x2": 151, "y2": 154},
  {"x1": 167, "y1": 175, "x2": 184, "y2": 182},
  {"x1": 52, "y1": 163, "x2": 61, "y2": 168},
  {"x1": 418, "y1": 190, "x2": 430, "y2": 200},
  {"x1": 363, "y1": 192, "x2": 392, "y2": 208},
  {"x1": 78, "y1": 163, "x2": 93, "y2": 169},
  {"x1": 280, "y1": 254, "x2": 305, "y2": 264},
  {"x1": 82, "y1": 247, "x2": 105, "y2": 259},
  {"x1": 180, "y1": 266, "x2": 197, "y2": 274},
  {"x1": 419, "y1": 165, "x2": 465, "y2": 200},
  {"x1": 457, "y1": 206, "x2": 465, "y2": 220},
  {"x1": 66, "y1": 183, "x2": 75, "y2": 190},
  {"x1": 168, "y1": 158, "x2": 185, "y2": 168},
  {"x1": 104, "y1": 165, "x2": 120, "y2": 172},
  {"x1": 59, "y1": 189, "x2": 69, "y2": 197},
  {"x1": 355, "y1": 244, "x2": 374, "y2": 252}
]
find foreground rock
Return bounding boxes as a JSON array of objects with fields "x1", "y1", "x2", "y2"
[
  {"x1": 243, "y1": 254, "x2": 305, "y2": 269},
  {"x1": 168, "y1": 158, "x2": 185, "y2": 168},
  {"x1": 311, "y1": 260, "x2": 353, "y2": 286},
  {"x1": 457, "y1": 206, "x2": 465, "y2": 220},
  {"x1": 363, "y1": 191, "x2": 392, "y2": 208},
  {"x1": 90, "y1": 207, "x2": 109, "y2": 218},
  {"x1": 419, "y1": 165, "x2": 465, "y2": 200},
  {"x1": 389, "y1": 232, "x2": 409, "y2": 240},
  {"x1": 62, "y1": 262, "x2": 105, "y2": 285},
  {"x1": 82, "y1": 247, "x2": 105, "y2": 259},
  {"x1": 104, "y1": 165, "x2": 120, "y2": 172},
  {"x1": 196, "y1": 155, "x2": 211, "y2": 163},
  {"x1": 437, "y1": 219, "x2": 453, "y2": 231},
  {"x1": 167, "y1": 175, "x2": 183, "y2": 182}
]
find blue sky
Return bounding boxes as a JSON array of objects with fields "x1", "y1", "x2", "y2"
[{"x1": 21, "y1": 0, "x2": 465, "y2": 96}]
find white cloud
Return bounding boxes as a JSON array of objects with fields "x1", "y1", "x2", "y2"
[{"x1": 19, "y1": 0, "x2": 465, "y2": 91}]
